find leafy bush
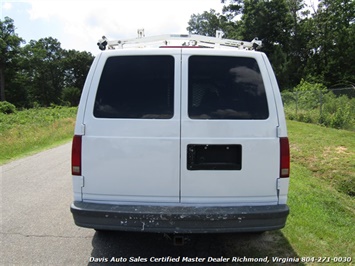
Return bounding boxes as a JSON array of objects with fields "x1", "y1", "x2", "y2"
[
  {"x1": 282, "y1": 80, "x2": 355, "y2": 130},
  {"x1": 294, "y1": 79, "x2": 328, "y2": 93},
  {"x1": 293, "y1": 79, "x2": 327, "y2": 110},
  {"x1": 0, "y1": 106, "x2": 78, "y2": 164},
  {"x1": 0, "y1": 106, "x2": 77, "y2": 133},
  {"x1": 320, "y1": 94, "x2": 354, "y2": 129},
  {"x1": 0, "y1": 101, "x2": 17, "y2": 114}
]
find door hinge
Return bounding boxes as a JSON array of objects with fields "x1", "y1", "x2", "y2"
[
  {"x1": 276, "y1": 178, "x2": 281, "y2": 199},
  {"x1": 80, "y1": 123, "x2": 86, "y2": 135},
  {"x1": 80, "y1": 176, "x2": 85, "y2": 199},
  {"x1": 276, "y1": 178, "x2": 281, "y2": 190},
  {"x1": 276, "y1": 126, "x2": 282, "y2": 137}
]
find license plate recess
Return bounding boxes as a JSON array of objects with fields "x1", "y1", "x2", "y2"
[{"x1": 187, "y1": 144, "x2": 242, "y2": 170}]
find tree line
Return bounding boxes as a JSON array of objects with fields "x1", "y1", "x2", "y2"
[
  {"x1": 187, "y1": 0, "x2": 355, "y2": 90},
  {"x1": 1, "y1": 0, "x2": 354, "y2": 109},
  {"x1": 0, "y1": 17, "x2": 94, "y2": 108}
]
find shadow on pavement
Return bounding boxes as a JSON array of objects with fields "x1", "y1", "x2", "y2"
[{"x1": 88, "y1": 230, "x2": 304, "y2": 265}]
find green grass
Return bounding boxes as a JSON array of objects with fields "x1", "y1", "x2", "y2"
[
  {"x1": 287, "y1": 120, "x2": 355, "y2": 196},
  {"x1": 225, "y1": 121, "x2": 354, "y2": 265},
  {"x1": 281, "y1": 120, "x2": 355, "y2": 262},
  {"x1": 0, "y1": 106, "x2": 77, "y2": 165}
]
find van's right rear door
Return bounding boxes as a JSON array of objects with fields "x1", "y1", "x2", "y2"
[{"x1": 180, "y1": 50, "x2": 281, "y2": 205}]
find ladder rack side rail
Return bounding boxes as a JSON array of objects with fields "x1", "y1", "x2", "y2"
[
  {"x1": 106, "y1": 34, "x2": 189, "y2": 49},
  {"x1": 189, "y1": 34, "x2": 249, "y2": 45},
  {"x1": 105, "y1": 34, "x2": 259, "y2": 49}
]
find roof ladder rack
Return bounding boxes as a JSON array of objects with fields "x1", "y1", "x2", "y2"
[{"x1": 97, "y1": 29, "x2": 262, "y2": 51}]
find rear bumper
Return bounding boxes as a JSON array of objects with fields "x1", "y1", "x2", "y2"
[{"x1": 71, "y1": 201, "x2": 289, "y2": 233}]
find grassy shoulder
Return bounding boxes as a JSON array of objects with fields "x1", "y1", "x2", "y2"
[
  {"x1": 0, "y1": 106, "x2": 77, "y2": 165},
  {"x1": 226, "y1": 121, "x2": 354, "y2": 263},
  {"x1": 282, "y1": 120, "x2": 354, "y2": 261},
  {"x1": 287, "y1": 120, "x2": 355, "y2": 197}
]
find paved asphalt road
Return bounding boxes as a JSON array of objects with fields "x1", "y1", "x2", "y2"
[{"x1": 1, "y1": 143, "x2": 297, "y2": 266}]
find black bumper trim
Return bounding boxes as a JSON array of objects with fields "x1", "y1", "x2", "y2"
[{"x1": 71, "y1": 201, "x2": 289, "y2": 233}]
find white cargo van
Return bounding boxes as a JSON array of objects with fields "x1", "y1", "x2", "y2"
[{"x1": 70, "y1": 31, "x2": 290, "y2": 233}]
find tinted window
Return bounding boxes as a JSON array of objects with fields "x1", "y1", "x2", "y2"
[
  {"x1": 188, "y1": 56, "x2": 269, "y2": 119},
  {"x1": 94, "y1": 56, "x2": 174, "y2": 119}
]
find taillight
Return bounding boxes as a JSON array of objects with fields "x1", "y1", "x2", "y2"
[
  {"x1": 71, "y1": 135, "x2": 82, "y2": 176},
  {"x1": 280, "y1": 137, "x2": 290, "y2": 178}
]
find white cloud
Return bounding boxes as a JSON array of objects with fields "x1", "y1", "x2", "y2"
[
  {"x1": 24, "y1": 0, "x2": 223, "y2": 53},
  {"x1": 1, "y1": 1, "x2": 12, "y2": 17},
  {"x1": 3, "y1": 2, "x2": 12, "y2": 10}
]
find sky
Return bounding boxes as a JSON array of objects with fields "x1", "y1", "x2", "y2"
[{"x1": 1, "y1": 0, "x2": 225, "y2": 55}]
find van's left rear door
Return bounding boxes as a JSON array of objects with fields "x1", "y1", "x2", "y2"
[{"x1": 81, "y1": 50, "x2": 181, "y2": 203}]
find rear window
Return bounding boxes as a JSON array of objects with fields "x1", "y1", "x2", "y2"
[
  {"x1": 188, "y1": 56, "x2": 269, "y2": 119},
  {"x1": 94, "y1": 56, "x2": 174, "y2": 119}
]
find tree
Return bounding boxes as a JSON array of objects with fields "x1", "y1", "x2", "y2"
[
  {"x1": 304, "y1": 0, "x2": 355, "y2": 86},
  {"x1": 284, "y1": 0, "x2": 311, "y2": 86},
  {"x1": 222, "y1": 0, "x2": 294, "y2": 89},
  {"x1": 61, "y1": 50, "x2": 93, "y2": 106},
  {"x1": 187, "y1": 9, "x2": 226, "y2": 36},
  {"x1": 61, "y1": 86, "x2": 81, "y2": 106},
  {"x1": 62, "y1": 49, "x2": 93, "y2": 90},
  {"x1": 0, "y1": 17, "x2": 24, "y2": 102},
  {"x1": 1, "y1": 17, "x2": 94, "y2": 107},
  {"x1": 21, "y1": 37, "x2": 65, "y2": 106},
  {"x1": 190, "y1": 0, "x2": 328, "y2": 89}
]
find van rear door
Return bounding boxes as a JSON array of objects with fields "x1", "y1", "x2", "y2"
[
  {"x1": 180, "y1": 50, "x2": 280, "y2": 205},
  {"x1": 81, "y1": 50, "x2": 181, "y2": 203}
]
